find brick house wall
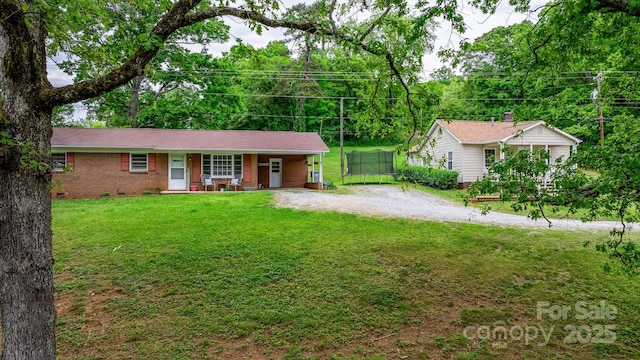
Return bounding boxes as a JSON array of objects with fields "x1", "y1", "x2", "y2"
[
  {"x1": 52, "y1": 153, "x2": 168, "y2": 198},
  {"x1": 257, "y1": 154, "x2": 308, "y2": 188},
  {"x1": 53, "y1": 152, "x2": 312, "y2": 197},
  {"x1": 189, "y1": 153, "x2": 202, "y2": 189},
  {"x1": 242, "y1": 154, "x2": 258, "y2": 189},
  {"x1": 282, "y1": 155, "x2": 308, "y2": 188}
]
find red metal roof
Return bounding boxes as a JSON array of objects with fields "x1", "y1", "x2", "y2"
[{"x1": 52, "y1": 128, "x2": 329, "y2": 153}]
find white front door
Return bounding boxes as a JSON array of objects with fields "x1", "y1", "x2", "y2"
[
  {"x1": 483, "y1": 148, "x2": 496, "y2": 173},
  {"x1": 168, "y1": 154, "x2": 187, "y2": 190},
  {"x1": 269, "y1": 158, "x2": 282, "y2": 188}
]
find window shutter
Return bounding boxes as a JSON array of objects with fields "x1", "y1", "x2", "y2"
[
  {"x1": 148, "y1": 153, "x2": 156, "y2": 172},
  {"x1": 121, "y1": 153, "x2": 129, "y2": 171},
  {"x1": 66, "y1": 153, "x2": 75, "y2": 170}
]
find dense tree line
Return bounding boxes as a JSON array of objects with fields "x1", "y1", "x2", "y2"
[{"x1": 60, "y1": 6, "x2": 640, "y2": 151}]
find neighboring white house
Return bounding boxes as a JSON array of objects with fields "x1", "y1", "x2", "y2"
[{"x1": 408, "y1": 118, "x2": 582, "y2": 187}]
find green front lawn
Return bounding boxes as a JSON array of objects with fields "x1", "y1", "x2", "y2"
[{"x1": 53, "y1": 193, "x2": 640, "y2": 359}]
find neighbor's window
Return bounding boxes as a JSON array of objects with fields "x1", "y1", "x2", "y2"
[
  {"x1": 52, "y1": 153, "x2": 66, "y2": 171},
  {"x1": 202, "y1": 154, "x2": 242, "y2": 178},
  {"x1": 447, "y1": 151, "x2": 454, "y2": 171},
  {"x1": 130, "y1": 153, "x2": 148, "y2": 172},
  {"x1": 484, "y1": 149, "x2": 496, "y2": 169}
]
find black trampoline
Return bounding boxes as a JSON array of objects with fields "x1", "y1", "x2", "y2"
[{"x1": 343, "y1": 150, "x2": 396, "y2": 184}]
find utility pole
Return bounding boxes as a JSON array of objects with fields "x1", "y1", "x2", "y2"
[
  {"x1": 594, "y1": 71, "x2": 605, "y2": 149},
  {"x1": 339, "y1": 97, "x2": 344, "y2": 184}
]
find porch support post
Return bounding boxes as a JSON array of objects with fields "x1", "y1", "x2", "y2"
[
  {"x1": 319, "y1": 153, "x2": 324, "y2": 184},
  {"x1": 529, "y1": 144, "x2": 533, "y2": 154},
  {"x1": 311, "y1": 155, "x2": 315, "y2": 182},
  {"x1": 499, "y1": 142, "x2": 505, "y2": 160},
  {"x1": 544, "y1": 144, "x2": 550, "y2": 187},
  {"x1": 545, "y1": 144, "x2": 549, "y2": 165}
]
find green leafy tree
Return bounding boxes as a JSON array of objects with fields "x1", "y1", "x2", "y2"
[
  {"x1": 448, "y1": 2, "x2": 640, "y2": 150},
  {"x1": 57, "y1": 1, "x2": 231, "y2": 128},
  {"x1": 469, "y1": 116, "x2": 640, "y2": 275},
  {"x1": 232, "y1": 41, "x2": 300, "y2": 130}
]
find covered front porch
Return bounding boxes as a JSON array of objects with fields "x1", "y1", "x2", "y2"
[
  {"x1": 483, "y1": 142, "x2": 577, "y2": 188},
  {"x1": 186, "y1": 152, "x2": 325, "y2": 192}
]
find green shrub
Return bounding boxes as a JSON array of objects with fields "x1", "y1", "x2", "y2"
[{"x1": 394, "y1": 166, "x2": 459, "y2": 190}]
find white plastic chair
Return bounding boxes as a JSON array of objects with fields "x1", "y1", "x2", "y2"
[
  {"x1": 229, "y1": 177, "x2": 241, "y2": 191},
  {"x1": 202, "y1": 174, "x2": 214, "y2": 191}
]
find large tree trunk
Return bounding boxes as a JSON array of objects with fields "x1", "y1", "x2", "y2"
[
  {"x1": 0, "y1": 110, "x2": 56, "y2": 360},
  {"x1": 0, "y1": 4, "x2": 57, "y2": 360}
]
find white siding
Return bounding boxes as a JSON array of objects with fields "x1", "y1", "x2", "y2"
[
  {"x1": 462, "y1": 145, "x2": 491, "y2": 183},
  {"x1": 506, "y1": 124, "x2": 576, "y2": 146},
  {"x1": 423, "y1": 125, "x2": 464, "y2": 182},
  {"x1": 406, "y1": 153, "x2": 423, "y2": 166},
  {"x1": 420, "y1": 123, "x2": 578, "y2": 185},
  {"x1": 549, "y1": 145, "x2": 571, "y2": 164}
]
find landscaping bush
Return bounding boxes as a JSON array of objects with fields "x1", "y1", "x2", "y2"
[{"x1": 394, "y1": 166, "x2": 459, "y2": 190}]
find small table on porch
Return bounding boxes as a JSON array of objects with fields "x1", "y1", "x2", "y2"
[{"x1": 214, "y1": 179, "x2": 227, "y2": 191}]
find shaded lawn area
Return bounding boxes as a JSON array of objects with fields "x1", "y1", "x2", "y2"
[{"x1": 53, "y1": 193, "x2": 640, "y2": 359}]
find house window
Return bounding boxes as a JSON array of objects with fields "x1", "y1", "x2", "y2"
[
  {"x1": 52, "y1": 153, "x2": 66, "y2": 171},
  {"x1": 447, "y1": 151, "x2": 453, "y2": 171},
  {"x1": 202, "y1": 154, "x2": 242, "y2": 178},
  {"x1": 234, "y1": 155, "x2": 242, "y2": 176},
  {"x1": 484, "y1": 149, "x2": 496, "y2": 170},
  {"x1": 130, "y1": 153, "x2": 148, "y2": 172}
]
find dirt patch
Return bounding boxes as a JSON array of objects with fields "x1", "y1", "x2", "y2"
[
  {"x1": 56, "y1": 285, "x2": 124, "y2": 359},
  {"x1": 82, "y1": 288, "x2": 123, "y2": 336}
]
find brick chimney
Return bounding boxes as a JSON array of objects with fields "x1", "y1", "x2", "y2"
[{"x1": 503, "y1": 111, "x2": 514, "y2": 122}]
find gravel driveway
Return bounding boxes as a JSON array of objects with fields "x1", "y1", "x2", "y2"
[{"x1": 275, "y1": 185, "x2": 630, "y2": 231}]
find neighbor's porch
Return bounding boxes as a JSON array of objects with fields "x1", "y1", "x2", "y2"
[{"x1": 482, "y1": 142, "x2": 577, "y2": 189}]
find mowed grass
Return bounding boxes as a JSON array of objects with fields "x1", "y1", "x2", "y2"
[
  {"x1": 53, "y1": 193, "x2": 640, "y2": 359},
  {"x1": 323, "y1": 146, "x2": 400, "y2": 185}
]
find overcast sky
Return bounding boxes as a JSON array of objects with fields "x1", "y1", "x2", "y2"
[{"x1": 47, "y1": 1, "x2": 545, "y2": 87}]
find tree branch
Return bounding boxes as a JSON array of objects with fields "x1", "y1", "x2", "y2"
[
  {"x1": 359, "y1": 4, "x2": 392, "y2": 42},
  {"x1": 42, "y1": 0, "x2": 203, "y2": 107},
  {"x1": 43, "y1": 2, "x2": 414, "y2": 115}
]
